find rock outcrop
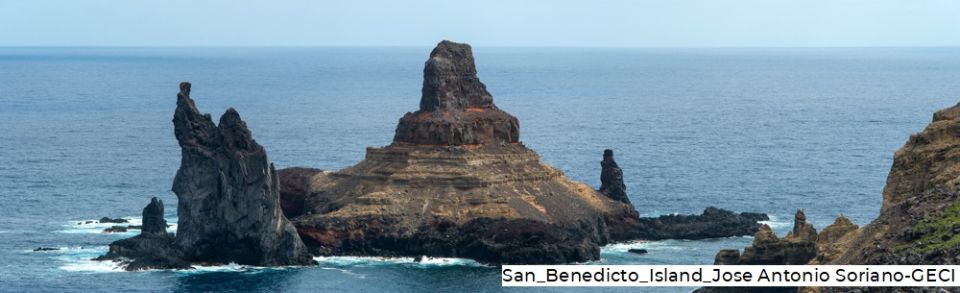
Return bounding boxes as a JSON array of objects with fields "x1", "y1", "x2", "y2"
[
  {"x1": 171, "y1": 82, "x2": 314, "y2": 266},
  {"x1": 97, "y1": 83, "x2": 315, "y2": 270},
  {"x1": 709, "y1": 209, "x2": 818, "y2": 266},
  {"x1": 278, "y1": 40, "x2": 768, "y2": 264},
  {"x1": 625, "y1": 207, "x2": 768, "y2": 240},
  {"x1": 141, "y1": 197, "x2": 167, "y2": 235},
  {"x1": 697, "y1": 210, "x2": 819, "y2": 293},
  {"x1": 95, "y1": 197, "x2": 189, "y2": 271},
  {"x1": 392, "y1": 40, "x2": 519, "y2": 146},
  {"x1": 818, "y1": 101, "x2": 960, "y2": 267},
  {"x1": 289, "y1": 41, "x2": 635, "y2": 264},
  {"x1": 599, "y1": 149, "x2": 630, "y2": 203},
  {"x1": 810, "y1": 215, "x2": 858, "y2": 264}
]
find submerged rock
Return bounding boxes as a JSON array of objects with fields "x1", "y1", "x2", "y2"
[
  {"x1": 599, "y1": 149, "x2": 630, "y2": 204},
  {"x1": 99, "y1": 217, "x2": 128, "y2": 224},
  {"x1": 171, "y1": 82, "x2": 314, "y2": 266}
]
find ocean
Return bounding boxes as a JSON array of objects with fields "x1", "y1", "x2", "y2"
[{"x1": 2, "y1": 47, "x2": 959, "y2": 292}]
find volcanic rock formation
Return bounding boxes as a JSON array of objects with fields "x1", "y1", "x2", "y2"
[
  {"x1": 279, "y1": 40, "x2": 769, "y2": 264},
  {"x1": 171, "y1": 82, "x2": 314, "y2": 266},
  {"x1": 393, "y1": 40, "x2": 519, "y2": 146},
  {"x1": 289, "y1": 41, "x2": 636, "y2": 264},
  {"x1": 599, "y1": 149, "x2": 630, "y2": 203},
  {"x1": 628, "y1": 207, "x2": 768, "y2": 240},
  {"x1": 818, "y1": 101, "x2": 960, "y2": 267},
  {"x1": 97, "y1": 83, "x2": 315, "y2": 270},
  {"x1": 715, "y1": 209, "x2": 818, "y2": 266},
  {"x1": 95, "y1": 197, "x2": 189, "y2": 271}
]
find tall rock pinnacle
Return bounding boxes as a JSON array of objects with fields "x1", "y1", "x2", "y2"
[
  {"x1": 599, "y1": 149, "x2": 630, "y2": 203},
  {"x1": 171, "y1": 82, "x2": 314, "y2": 266},
  {"x1": 419, "y1": 40, "x2": 493, "y2": 111},
  {"x1": 393, "y1": 40, "x2": 520, "y2": 145}
]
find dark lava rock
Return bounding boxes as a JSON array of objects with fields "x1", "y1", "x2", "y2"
[
  {"x1": 103, "y1": 225, "x2": 141, "y2": 233},
  {"x1": 99, "y1": 217, "x2": 128, "y2": 224},
  {"x1": 625, "y1": 207, "x2": 769, "y2": 240},
  {"x1": 97, "y1": 83, "x2": 315, "y2": 270},
  {"x1": 277, "y1": 167, "x2": 323, "y2": 218},
  {"x1": 171, "y1": 82, "x2": 314, "y2": 266},
  {"x1": 33, "y1": 247, "x2": 60, "y2": 252},
  {"x1": 392, "y1": 40, "x2": 519, "y2": 146},
  {"x1": 627, "y1": 249, "x2": 647, "y2": 255},
  {"x1": 96, "y1": 198, "x2": 189, "y2": 271},
  {"x1": 141, "y1": 197, "x2": 166, "y2": 235},
  {"x1": 599, "y1": 149, "x2": 630, "y2": 203}
]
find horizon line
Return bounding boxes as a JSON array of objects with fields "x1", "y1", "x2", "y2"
[{"x1": 1, "y1": 44, "x2": 959, "y2": 49}]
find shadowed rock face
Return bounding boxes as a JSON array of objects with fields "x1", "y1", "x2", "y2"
[
  {"x1": 141, "y1": 197, "x2": 166, "y2": 236},
  {"x1": 599, "y1": 149, "x2": 630, "y2": 203},
  {"x1": 393, "y1": 40, "x2": 519, "y2": 146},
  {"x1": 171, "y1": 82, "x2": 314, "y2": 267},
  {"x1": 95, "y1": 198, "x2": 188, "y2": 271}
]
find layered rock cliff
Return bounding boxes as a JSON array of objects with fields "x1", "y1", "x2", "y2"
[
  {"x1": 289, "y1": 41, "x2": 637, "y2": 264},
  {"x1": 279, "y1": 40, "x2": 768, "y2": 264},
  {"x1": 822, "y1": 101, "x2": 960, "y2": 266}
]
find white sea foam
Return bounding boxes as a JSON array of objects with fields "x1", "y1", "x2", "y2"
[
  {"x1": 314, "y1": 256, "x2": 484, "y2": 268},
  {"x1": 57, "y1": 217, "x2": 177, "y2": 236},
  {"x1": 759, "y1": 214, "x2": 791, "y2": 230},
  {"x1": 53, "y1": 246, "x2": 126, "y2": 273}
]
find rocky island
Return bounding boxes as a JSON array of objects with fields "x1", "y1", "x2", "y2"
[{"x1": 96, "y1": 40, "x2": 768, "y2": 269}]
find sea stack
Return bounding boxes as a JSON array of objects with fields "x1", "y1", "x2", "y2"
[
  {"x1": 290, "y1": 40, "x2": 642, "y2": 264},
  {"x1": 95, "y1": 197, "x2": 189, "y2": 271},
  {"x1": 171, "y1": 82, "x2": 314, "y2": 266},
  {"x1": 599, "y1": 149, "x2": 630, "y2": 203}
]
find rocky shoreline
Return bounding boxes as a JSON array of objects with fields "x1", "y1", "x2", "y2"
[
  {"x1": 698, "y1": 99, "x2": 960, "y2": 293},
  {"x1": 94, "y1": 40, "x2": 768, "y2": 270}
]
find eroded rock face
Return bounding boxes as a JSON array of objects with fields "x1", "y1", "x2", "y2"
[
  {"x1": 290, "y1": 41, "x2": 637, "y2": 264},
  {"x1": 811, "y1": 215, "x2": 858, "y2": 264},
  {"x1": 141, "y1": 197, "x2": 167, "y2": 235},
  {"x1": 393, "y1": 40, "x2": 519, "y2": 146},
  {"x1": 171, "y1": 82, "x2": 314, "y2": 266},
  {"x1": 95, "y1": 198, "x2": 188, "y2": 271},
  {"x1": 715, "y1": 209, "x2": 818, "y2": 266},
  {"x1": 599, "y1": 149, "x2": 630, "y2": 203},
  {"x1": 283, "y1": 41, "x2": 770, "y2": 264},
  {"x1": 825, "y1": 102, "x2": 960, "y2": 266}
]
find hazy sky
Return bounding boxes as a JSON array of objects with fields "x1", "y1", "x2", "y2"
[{"x1": 2, "y1": 0, "x2": 958, "y2": 47}]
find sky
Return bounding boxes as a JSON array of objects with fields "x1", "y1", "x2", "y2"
[{"x1": 1, "y1": 0, "x2": 958, "y2": 47}]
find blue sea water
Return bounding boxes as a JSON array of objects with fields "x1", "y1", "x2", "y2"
[{"x1": 1, "y1": 47, "x2": 960, "y2": 292}]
